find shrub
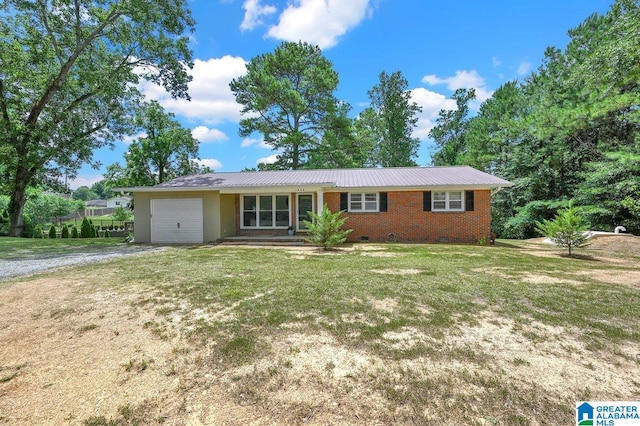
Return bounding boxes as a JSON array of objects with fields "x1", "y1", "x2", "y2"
[
  {"x1": 113, "y1": 206, "x2": 132, "y2": 222},
  {"x1": 536, "y1": 202, "x2": 589, "y2": 257},
  {"x1": 61, "y1": 224, "x2": 70, "y2": 238},
  {"x1": 33, "y1": 224, "x2": 44, "y2": 238},
  {"x1": 48, "y1": 224, "x2": 57, "y2": 239},
  {"x1": 303, "y1": 204, "x2": 353, "y2": 250},
  {"x1": 104, "y1": 229, "x2": 110, "y2": 238},
  {"x1": 71, "y1": 226, "x2": 79, "y2": 238},
  {"x1": 80, "y1": 217, "x2": 93, "y2": 238}
]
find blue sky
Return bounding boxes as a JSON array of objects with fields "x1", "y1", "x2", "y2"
[{"x1": 73, "y1": 0, "x2": 614, "y2": 189}]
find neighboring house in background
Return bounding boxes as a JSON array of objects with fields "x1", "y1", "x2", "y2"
[
  {"x1": 86, "y1": 199, "x2": 107, "y2": 209},
  {"x1": 107, "y1": 196, "x2": 132, "y2": 209},
  {"x1": 85, "y1": 199, "x2": 110, "y2": 217},
  {"x1": 117, "y1": 166, "x2": 512, "y2": 244}
]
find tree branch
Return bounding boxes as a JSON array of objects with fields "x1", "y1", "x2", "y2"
[
  {"x1": 24, "y1": 5, "x2": 122, "y2": 130},
  {"x1": 39, "y1": 0, "x2": 65, "y2": 65}
]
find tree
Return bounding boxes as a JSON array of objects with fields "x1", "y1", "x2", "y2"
[
  {"x1": 575, "y1": 150, "x2": 640, "y2": 234},
  {"x1": 112, "y1": 206, "x2": 132, "y2": 222},
  {"x1": 1, "y1": 0, "x2": 195, "y2": 236},
  {"x1": 429, "y1": 88, "x2": 476, "y2": 166},
  {"x1": 230, "y1": 41, "x2": 342, "y2": 170},
  {"x1": 80, "y1": 217, "x2": 95, "y2": 238},
  {"x1": 303, "y1": 204, "x2": 353, "y2": 250},
  {"x1": 536, "y1": 203, "x2": 590, "y2": 257},
  {"x1": 364, "y1": 71, "x2": 422, "y2": 167},
  {"x1": 105, "y1": 101, "x2": 202, "y2": 187},
  {"x1": 306, "y1": 103, "x2": 373, "y2": 169},
  {"x1": 72, "y1": 186, "x2": 99, "y2": 201},
  {"x1": 90, "y1": 180, "x2": 110, "y2": 199},
  {"x1": 48, "y1": 224, "x2": 57, "y2": 239},
  {"x1": 20, "y1": 188, "x2": 78, "y2": 236}
]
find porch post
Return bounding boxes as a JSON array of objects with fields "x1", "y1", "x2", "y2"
[{"x1": 316, "y1": 191, "x2": 324, "y2": 214}]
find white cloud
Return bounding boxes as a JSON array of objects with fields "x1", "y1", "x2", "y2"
[
  {"x1": 196, "y1": 158, "x2": 223, "y2": 170},
  {"x1": 266, "y1": 0, "x2": 372, "y2": 49},
  {"x1": 241, "y1": 0, "x2": 277, "y2": 31},
  {"x1": 410, "y1": 88, "x2": 458, "y2": 139},
  {"x1": 257, "y1": 154, "x2": 279, "y2": 164},
  {"x1": 492, "y1": 56, "x2": 502, "y2": 67},
  {"x1": 121, "y1": 132, "x2": 146, "y2": 145},
  {"x1": 68, "y1": 174, "x2": 104, "y2": 190},
  {"x1": 241, "y1": 137, "x2": 270, "y2": 149},
  {"x1": 421, "y1": 70, "x2": 493, "y2": 103},
  {"x1": 139, "y1": 55, "x2": 248, "y2": 125},
  {"x1": 517, "y1": 61, "x2": 532, "y2": 76},
  {"x1": 191, "y1": 126, "x2": 228, "y2": 143}
]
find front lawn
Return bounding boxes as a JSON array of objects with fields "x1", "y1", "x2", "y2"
[
  {"x1": 0, "y1": 236, "x2": 127, "y2": 260},
  {"x1": 0, "y1": 241, "x2": 638, "y2": 425}
]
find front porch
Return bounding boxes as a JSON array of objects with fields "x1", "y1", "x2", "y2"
[{"x1": 222, "y1": 235, "x2": 307, "y2": 246}]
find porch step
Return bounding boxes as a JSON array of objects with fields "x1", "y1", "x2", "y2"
[{"x1": 221, "y1": 235, "x2": 307, "y2": 246}]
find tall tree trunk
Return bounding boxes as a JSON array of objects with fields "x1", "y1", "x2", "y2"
[{"x1": 8, "y1": 177, "x2": 28, "y2": 237}]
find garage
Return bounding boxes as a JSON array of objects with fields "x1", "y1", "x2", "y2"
[{"x1": 151, "y1": 198, "x2": 203, "y2": 244}]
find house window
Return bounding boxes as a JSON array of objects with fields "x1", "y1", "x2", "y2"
[
  {"x1": 432, "y1": 191, "x2": 464, "y2": 211},
  {"x1": 242, "y1": 195, "x2": 290, "y2": 228},
  {"x1": 349, "y1": 193, "x2": 378, "y2": 212}
]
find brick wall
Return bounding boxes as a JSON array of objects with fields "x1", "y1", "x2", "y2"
[
  {"x1": 232, "y1": 190, "x2": 492, "y2": 242},
  {"x1": 324, "y1": 190, "x2": 492, "y2": 243}
]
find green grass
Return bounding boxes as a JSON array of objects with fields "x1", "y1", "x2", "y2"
[
  {"x1": 0, "y1": 236, "x2": 127, "y2": 260},
  {"x1": 4, "y1": 240, "x2": 640, "y2": 424}
]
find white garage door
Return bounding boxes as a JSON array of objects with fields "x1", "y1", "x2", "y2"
[{"x1": 151, "y1": 199, "x2": 203, "y2": 244}]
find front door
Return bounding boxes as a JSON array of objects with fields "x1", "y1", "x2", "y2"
[{"x1": 297, "y1": 194, "x2": 314, "y2": 231}]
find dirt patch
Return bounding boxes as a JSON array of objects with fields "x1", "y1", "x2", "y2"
[
  {"x1": 0, "y1": 278, "x2": 182, "y2": 425},
  {"x1": 523, "y1": 235, "x2": 640, "y2": 260},
  {"x1": 449, "y1": 315, "x2": 640, "y2": 399},
  {"x1": 575, "y1": 269, "x2": 640, "y2": 287}
]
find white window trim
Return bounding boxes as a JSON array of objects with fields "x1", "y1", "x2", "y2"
[
  {"x1": 432, "y1": 191, "x2": 464, "y2": 212},
  {"x1": 241, "y1": 194, "x2": 290, "y2": 229},
  {"x1": 348, "y1": 192, "x2": 379, "y2": 212}
]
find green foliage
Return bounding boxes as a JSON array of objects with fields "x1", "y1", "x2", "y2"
[
  {"x1": 71, "y1": 226, "x2": 79, "y2": 239},
  {"x1": 575, "y1": 150, "x2": 640, "y2": 234},
  {"x1": 431, "y1": 0, "x2": 640, "y2": 238},
  {"x1": 104, "y1": 229, "x2": 111, "y2": 238},
  {"x1": 1, "y1": 0, "x2": 195, "y2": 236},
  {"x1": 21, "y1": 189, "x2": 77, "y2": 227},
  {"x1": 535, "y1": 203, "x2": 590, "y2": 257},
  {"x1": 0, "y1": 195, "x2": 9, "y2": 236},
  {"x1": 80, "y1": 217, "x2": 94, "y2": 239},
  {"x1": 61, "y1": 225, "x2": 70, "y2": 239},
  {"x1": 303, "y1": 204, "x2": 353, "y2": 250},
  {"x1": 429, "y1": 88, "x2": 476, "y2": 166},
  {"x1": 502, "y1": 199, "x2": 571, "y2": 239},
  {"x1": 72, "y1": 186, "x2": 99, "y2": 202},
  {"x1": 230, "y1": 41, "x2": 342, "y2": 170},
  {"x1": 90, "y1": 181, "x2": 110, "y2": 199},
  {"x1": 365, "y1": 71, "x2": 422, "y2": 167},
  {"x1": 32, "y1": 224, "x2": 43, "y2": 239},
  {"x1": 112, "y1": 206, "x2": 132, "y2": 222},
  {"x1": 105, "y1": 101, "x2": 203, "y2": 187},
  {"x1": 48, "y1": 224, "x2": 57, "y2": 239}
]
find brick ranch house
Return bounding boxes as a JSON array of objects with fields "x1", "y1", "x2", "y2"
[{"x1": 119, "y1": 166, "x2": 512, "y2": 244}]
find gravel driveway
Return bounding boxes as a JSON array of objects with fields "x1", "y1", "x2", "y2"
[{"x1": 0, "y1": 245, "x2": 161, "y2": 281}]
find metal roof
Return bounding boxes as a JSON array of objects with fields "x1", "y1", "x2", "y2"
[{"x1": 124, "y1": 166, "x2": 512, "y2": 191}]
